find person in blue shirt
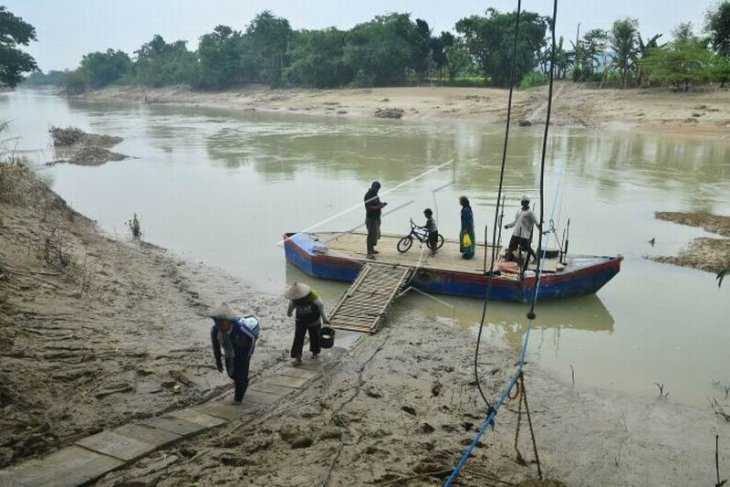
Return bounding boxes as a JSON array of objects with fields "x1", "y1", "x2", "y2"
[
  {"x1": 459, "y1": 196, "x2": 475, "y2": 260},
  {"x1": 209, "y1": 303, "x2": 260, "y2": 404}
]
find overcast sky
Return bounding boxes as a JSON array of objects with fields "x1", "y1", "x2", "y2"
[{"x1": 3, "y1": 0, "x2": 719, "y2": 72}]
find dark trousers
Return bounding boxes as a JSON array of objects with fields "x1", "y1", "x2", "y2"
[
  {"x1": 427, "y1": 231, "x2": 438, "y2": 251},
  {"x1": 508, "y1": 235, "x2": 536, "y2": 263},
  {"x1": 291, "y1": 321, "x2": 321, "y2": 358},
  {"x1": 226, "y1": 352, "x2": 251, "y2": 401},
  {"x1": 365, "y1": 215, "x2": 381, "y2": 251}
]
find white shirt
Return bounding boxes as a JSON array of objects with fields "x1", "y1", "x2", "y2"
[{"x1": 506, "y1": 209, "x2": 537, "y2": 239}]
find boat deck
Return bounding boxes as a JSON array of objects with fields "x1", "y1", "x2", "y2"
[
  {"x1": 285, "y1": 231, "x2": 620, "y2": 302},
  {"x1": 321, "y1": 232, "x2": 561, "y2": 277}
]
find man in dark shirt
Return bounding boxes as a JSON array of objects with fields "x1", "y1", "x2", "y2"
[{"x1": 364, "y1": 181, "x2": 387, "y2": 259}]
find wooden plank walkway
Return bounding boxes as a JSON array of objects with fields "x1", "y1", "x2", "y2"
[
  {"x1": 0, "y1": 350, "x2": 344, "y2": 487},
  {"x1": 328, "y1": 263, "x2": 413, "y2": 334}
]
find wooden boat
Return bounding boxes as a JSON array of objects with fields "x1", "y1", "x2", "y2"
[{"x1": 283, "y1": 231, "x2": 622, "y2": 303}]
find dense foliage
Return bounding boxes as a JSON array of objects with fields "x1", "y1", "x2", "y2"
[
  {"x1": 0, "y1": 6, "x2": 37, "y2": 87},
  {"x1": 57, "y1": 9, "x2": 552, "y2": 92},
  {"x1": 456, "y1": 9, "x2": 548, "y2": 86},
  {"x1": 10, "y1": 2, "x2": 728, "y2": 93},
  {"x1": 21, "y1": 70, "x2": 64, "y2": 86}
]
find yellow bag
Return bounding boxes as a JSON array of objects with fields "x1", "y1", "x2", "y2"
[{"x1": 462, "y1": 233, "x2": 472, "y2": 247}]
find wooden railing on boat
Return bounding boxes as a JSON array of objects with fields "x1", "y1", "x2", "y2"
[{"x1": 328, "y1": 263, "x2": 413, "y2": 334}]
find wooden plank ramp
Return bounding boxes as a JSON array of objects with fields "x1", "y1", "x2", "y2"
[{"x1": 329, "y1": 263, "x2": 413, "y2": 334}]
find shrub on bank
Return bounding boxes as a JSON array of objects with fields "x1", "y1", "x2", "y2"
[
  {"x1": 0, "y1": 159, "x2": 36, "y2": 206},
  {"x1": 437, "y1": 77, "x2": 485, "y2": 87},
  {"x1": 519, "y1": 71, "x2": 548, "y2": 89}
]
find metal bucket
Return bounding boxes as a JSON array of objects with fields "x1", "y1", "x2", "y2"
[{"x1": 320, "y1": 326, "x2": 335, "y2": 349}]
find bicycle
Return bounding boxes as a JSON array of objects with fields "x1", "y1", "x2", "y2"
[{"x1": 396, "y1": 218, "x2": 445, "y2": 254}]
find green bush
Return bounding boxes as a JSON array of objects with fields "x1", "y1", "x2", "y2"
[
  {"x1": 437, "y1": 76, "x2": 485, "y2": 87},
  {"x1": 519, "y1": 71, "x2": 548, "y2": 89},
  {"x1": 63, "y1": 69, "x2": 89, "y2": 95}
]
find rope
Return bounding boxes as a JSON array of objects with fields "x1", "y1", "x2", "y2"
[
  {"x1": 528, "y1": 0, "x2": 559, "y2": 319},
  {"x1": 445, "y1": 0, "x2": 560, "y2": 484},
  {"x1": 472, "y1": 0, "x2": 523, "y2": 413},
  {"x1": 513, "y1": 372, "x2": 542, "y2": 478}
]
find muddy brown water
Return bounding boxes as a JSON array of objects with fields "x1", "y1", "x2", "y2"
[{"x1": 3, "y1": 87, "x2": 730, "y2": 407}]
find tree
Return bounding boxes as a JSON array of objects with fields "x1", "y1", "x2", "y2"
[
  {"x1": 709, "y1": 51, "x2": 730, "y2": 86},
  {"x1": 640, "y1": 35, "x2": 714, "y2": 91},
  {"x1": 284, "y1": 28, "x2": 351, "y2": 87},
  {"x1": 705, "y1": 1, "x2": 730, "y2": 57},
  {"x1": 245, "y1": 11, "x2": 292, "y2": 87},
  {"x1": 62, "y1": 68, "x2": 90, "y2": 95},
  {"x1": 0, "y1": 6, "x2": 37, "y2": 87},
  {"x1": 429, "y1": 31, "x2": 453, "y2": 82},
  {"x1": 80, "y1": 49, "x2": 132, "y2": 87},
  {"x1": 610, "y1": 18, "x2": 639, "y2": 88},
  {"x1": 343, "y1": 13, "x2": 428, "y2": 86},
  {"x1": 22, "y1": 70, "x2": 65, "y2": 86},
  {"x1": 672, "y1": 22, "x2": 700, "y2": 46},
  {"x1": 444, "y1": 38, "x2": 472, "y2": 81},
  {"x1": 552, "y1": 36, "x2": 573, "y2": 79},
  {"x1": 635, "y1": 32, "x2": 664, "y2": 86},
  {"x1": 196, "y1": 25, "x2": 247, "y2": 89},
  {"x1": 411, "y1": 19, "x2": 432, "y2": 80},
  {"x1": 575, "y1": 28, "x2": 608, "y2": 79},
  {"x1": 134, "y1": 35, "x2": 197, "y2": 87},
  {"x1": 455, "y1": 9, "x2": 548, "y2": 87}
]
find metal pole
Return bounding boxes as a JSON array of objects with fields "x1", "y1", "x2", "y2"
[
  {"x1": 575, "y1": 23, "x2": 581, "y2": 75},
  {"x1": 483, "y1": 224, "x2": 489, "y2": 274},
  {"x1": 563, "y1": 218, "x2": 571, "y2": 264}
]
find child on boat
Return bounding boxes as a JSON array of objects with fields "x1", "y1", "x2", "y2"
[{"x1": 423, "y1": 208, "x2": 438, "y2": 255}]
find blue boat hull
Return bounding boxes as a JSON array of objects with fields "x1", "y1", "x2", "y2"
[{"x1": 284, "y1": 233, "x2": 621, "y2": 303}]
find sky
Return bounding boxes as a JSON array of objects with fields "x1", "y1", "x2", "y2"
[{"x1": 3, "y1": 0, "x2": 720, "y2": 72}]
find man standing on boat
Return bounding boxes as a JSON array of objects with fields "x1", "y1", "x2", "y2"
[
  {"x1": 364, "y1": 181, "x2": 387, "y2": 259},
  {"x1": 504, "y1": 195, "x2": 539, "y2": 266}
]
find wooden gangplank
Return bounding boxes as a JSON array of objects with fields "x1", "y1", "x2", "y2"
[{"x1": 329, "y1": 263, "x2": 413, "y2": 334}]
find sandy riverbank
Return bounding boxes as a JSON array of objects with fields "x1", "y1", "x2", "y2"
[
  {"x1": 1, "y1": 166, "x2": 729, "y2": 485},
  {"x1": 652, "y1": 212, "x2": 730, "y2": 274},
  {"x1": 95, "y1": 310, "x2": 730, "y2": 487},
  {"x1": 0, "y1": 164, "x2": 294, "y2": 467},
  {"x1": 83, "y1": 82, "x2": 730, "y2": 138}
]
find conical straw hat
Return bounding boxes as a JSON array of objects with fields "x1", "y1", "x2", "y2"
[
  {"x1": 207, "y1": 302, "x2": 239, "y2": 321},
  {"x1": 284, "y1": 282, "x2": 311, "y2": 300}
]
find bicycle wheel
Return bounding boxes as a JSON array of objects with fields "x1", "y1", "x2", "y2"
[
  {"x1": 436, "y1": 233, "x2": 445, "y2": 249},
  {"x1": 397, "y1": 236, "x2": 413, "y2": 253}
]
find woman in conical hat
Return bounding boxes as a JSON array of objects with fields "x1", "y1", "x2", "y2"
[{"x1": 285, "y1": 282, "x2": 329, "y2": 365}]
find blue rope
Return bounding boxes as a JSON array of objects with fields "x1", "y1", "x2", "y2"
[
  {"x1": 444, "y1": 0, "x2": 561, "y2": 484},
  {"x1": 443, "y1": 192, "x2": 562, "y2": 486}
]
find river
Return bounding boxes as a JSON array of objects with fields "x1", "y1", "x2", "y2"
[{"x1": 2, "y1": 87, "x2": 729, "y2": 407}]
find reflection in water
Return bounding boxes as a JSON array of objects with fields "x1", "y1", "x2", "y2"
[
  {"x1": 4, "y1": 88, "x2": 730, "y2": 407},
  {"x1": 562, "y1": 131, "x2": 730, "y2": 210},
  {"x1": 284, "y1": 262, "x2": 614, "y2": 351}
]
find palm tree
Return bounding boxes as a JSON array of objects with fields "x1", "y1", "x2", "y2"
[
  {"x1": 610, "y1": 18, "x2": 639, "y2": 88},
  {"x1": 553, "y1": 36, "x2": 574, "y2": 79},
  {"x1": 635, "y1": 32, "x2": 663, "y2": 86},
  {"x1": 571, "y1": 28, "x2": 608, "y2": 81}
]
